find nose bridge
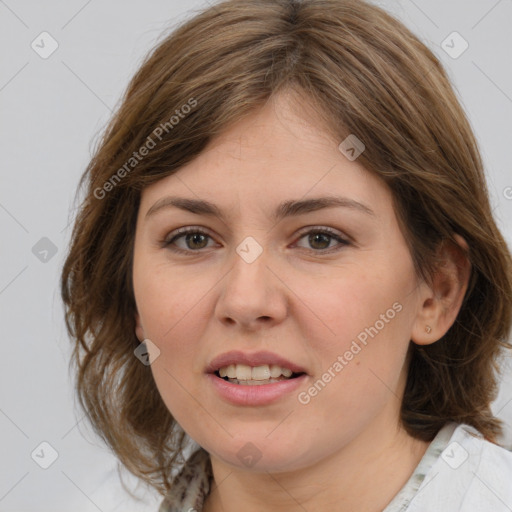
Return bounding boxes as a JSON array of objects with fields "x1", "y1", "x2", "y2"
[
  {"x1": 235, "y1": 235, "x2": 265, "y2": 266},
  {"x1": 215, "y1": 235, "x2": 287, "y2": 327},
  {"x1": 228, "y1": 235, "x2": 271, "y2": 300}
]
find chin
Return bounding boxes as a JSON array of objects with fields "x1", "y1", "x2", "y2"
[{"x1": 204, "y1": 436, "x2": 316, "y2": 474}]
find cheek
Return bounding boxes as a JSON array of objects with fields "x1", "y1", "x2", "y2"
[
  {"x1": 134, "y1": 269, "x2": 207, "y2": 424},
  {"x1": 134, "y1": 259, "x2": 209, "y2": 337},
  {"x1": 133, "y1": 263, "x2": 210, "y2": 393},
  {"x1": 293, "y1": 261, "x2": 414, "y2": 395},
  {"x1": 296, "y1": 297, "x2": 411, "y2": 433},
  {"x1": 292, "y1": 264, "x2": 409, "y2": 348}
]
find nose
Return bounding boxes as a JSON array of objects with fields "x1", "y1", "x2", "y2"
[{"x1": 214, "y1": 242, "x2": 288, "y2": 331}]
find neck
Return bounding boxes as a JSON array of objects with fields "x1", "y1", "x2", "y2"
[{"x1": 203, "y1": 421, "x2": 430, "y2": 512}]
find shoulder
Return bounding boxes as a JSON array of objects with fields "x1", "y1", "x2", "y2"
[
  {"x1": 408, "y1": 423, "x2": 512, "y2": 512},
  {"x1": 458, "y1": 424, "x2": 512, "y2": 508}
]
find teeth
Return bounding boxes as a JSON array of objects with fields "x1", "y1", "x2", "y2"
[
  {"x1": 269, "y1": 364, "x2": 282, "y2": 378},
  {"x1": 252, "y1": 365, "x2": 271, "y2": 380},
  {"x1": 236, "y1": 364, "x2": 252, "y2": 380},
  {"x1": 217, "y1": 363, "x2": 295, "y2": 381},
  {"x1": 227, "y1": 364, "x2": 236, "y2": 378},
  {"x1": 236, "y1": 378, "x2": 283, "y2": 385},
  {"x1": 281, "y1": 367, "x2": 293, "y2": 378}
]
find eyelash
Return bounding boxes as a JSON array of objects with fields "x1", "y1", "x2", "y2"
[{"x1": 161, "y1": 226, "x2": 350, "y2": 255}]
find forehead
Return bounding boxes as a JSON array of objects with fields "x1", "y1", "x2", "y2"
[{"x1": 139, "y1": 93, "x2": 392, "y2": 220}]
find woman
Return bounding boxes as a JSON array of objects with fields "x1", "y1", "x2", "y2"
[{"x1": 61, "y1": 0, "x2": 512, "y2": 510}]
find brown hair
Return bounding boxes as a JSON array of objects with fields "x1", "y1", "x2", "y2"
[{"x1": 60, "y1": 0, "x2": 512, "y2": 495}]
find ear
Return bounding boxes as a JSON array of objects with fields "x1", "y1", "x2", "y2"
[
  {"x1": 135, "y1": 311, "x2": 145, "y2": 342},
  {"x1": 411, "y1": 234, "x2": 471, "y2": 345}
]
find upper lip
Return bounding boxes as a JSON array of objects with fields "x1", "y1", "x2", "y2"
[{"x1": 206, "y1": 350, "x2": 308, "y2": 375}]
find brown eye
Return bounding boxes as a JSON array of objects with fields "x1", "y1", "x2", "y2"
[
  {"x1": 308, "y1": 232, "x2": 332, "y2": 250},
  {"x1": 295, "y1": 228, "x2": 349, "y2": 253},
  {"x1": 163, "y1": 228, "x2": 215, "y2": 253},
  {"x1": 162, "y1": 226, "x2": 349, "y2": 255},
  {"x1": 183, "y1": 233, "x2": 209, "y2": 250}
]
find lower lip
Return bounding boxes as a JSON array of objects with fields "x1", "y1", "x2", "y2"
[{"x1": 206, "y1": 373, "x2": 308, "y2": 406}]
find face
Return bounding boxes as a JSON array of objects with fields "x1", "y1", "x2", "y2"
[{"x1": 132, "y1": 91, "x2": 426, "y2": 473}]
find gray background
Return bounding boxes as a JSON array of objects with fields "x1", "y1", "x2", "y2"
[{"x1": 1, "y1": 0, "x2": 511, "y2": 510}]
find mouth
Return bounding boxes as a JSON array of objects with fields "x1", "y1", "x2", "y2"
[
  {"x1": 206, "y1": 351, "x2": 308, "y2": 405},
  {"x1": 214, "y1": 363, "x2": 306, "y2": 386},
  {"x1": 207, "y1": 350, "x2": 308, "y2": 385}
]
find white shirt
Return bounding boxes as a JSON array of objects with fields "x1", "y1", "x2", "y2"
[{"x1": 383, "y1": 422, "x2": 512, "y2": 511}]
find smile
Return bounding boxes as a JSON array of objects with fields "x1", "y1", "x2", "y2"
[
  {"x1": 216, "y1": 363, "x2": 304, "y2": 385},
  {"x1": 206, "y1": 350, "x2": 308, "y2": 405}
]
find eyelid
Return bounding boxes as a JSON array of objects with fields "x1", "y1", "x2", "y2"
[
  {"x1": 292, "y1": 226, "x2": 351, "y2": 252},
  {"x1": 161, "y1": 226, "x2": 216, "y2": 249},
  {"x1": 161, "y1": 225, "x2": 351, "y2": 253},
  {"x1": 294, "y1": 225, "x2": 351, "y2": 242}
]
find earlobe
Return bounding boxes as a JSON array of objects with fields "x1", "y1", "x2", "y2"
[{"x1": 411, "y1": 234, "x2": 471, "y2": 346}]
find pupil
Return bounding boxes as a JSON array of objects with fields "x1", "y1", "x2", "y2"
[
  {"x1": 187, "y1": 233, "x2": 207, "y2": 249},
  {"x1": 310, "y1": 233, "x2": 330, "y2": 249}
]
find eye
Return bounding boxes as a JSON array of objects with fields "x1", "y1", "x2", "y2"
[
  {"x1": 162, "y1": 226, "x2": 350, "y2": 254},
  {"x1": 162, "y1": 227, "x2": 216, "y2": 253},
  {"x1": 294, "y1": 227, "x2": 350, "y2": 253}
]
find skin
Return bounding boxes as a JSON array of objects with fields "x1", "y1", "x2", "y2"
[{"x1": 132, "y1": 90, "x2": 471, "y2": 512}]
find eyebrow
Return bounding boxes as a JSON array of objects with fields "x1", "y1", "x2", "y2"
[{"x1": 145, "y1": 195, "x2": 375, "y2": 222}]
